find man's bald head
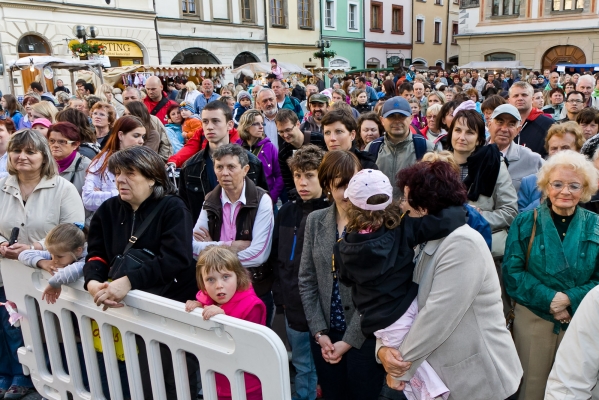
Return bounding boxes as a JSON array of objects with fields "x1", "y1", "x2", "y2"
[{"x1": 145, "y1": 76, "x2": 163, "y2": 102}]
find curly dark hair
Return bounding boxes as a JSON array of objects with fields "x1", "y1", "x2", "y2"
[
  {"x1": 346, "y1": 195, "x2": 403, "y2": 233},
  {"x1": 287, "y1": 144, "x2": 325, "y2": 173},
  {"x1": 396, "y1": 161, "x2": 467, "y2": 215}
]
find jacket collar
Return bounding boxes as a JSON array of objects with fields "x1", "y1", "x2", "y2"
[
  {"x1": 203, "y1": 177, "x2": 260, "y2": 214},
  {"x1": 503, "y1": 143, "x2": 520, "y2": 162},
  {"x1": 4, "y1": 174, "x2": 58, "y2": 191},
  {"x1": 384, "y1": 132, "x2": 413, "y2": 149}
]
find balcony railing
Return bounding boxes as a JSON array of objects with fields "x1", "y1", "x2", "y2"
[{"x1": 460, "y1": 0, "x2": 480, "y2": 8}]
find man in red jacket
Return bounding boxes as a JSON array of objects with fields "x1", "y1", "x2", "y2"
[
  {"x1": 143, "y1": 76, "x2": 178, "y2": 125},
  {"x1": 168, "y1": 127, "x2": 240, "y2": 167}
]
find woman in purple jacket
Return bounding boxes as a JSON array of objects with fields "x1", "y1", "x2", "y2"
[{"x1": 238, "y1": 110, "x2": 284, "y2": 204}]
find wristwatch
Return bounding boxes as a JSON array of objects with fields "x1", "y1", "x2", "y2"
[{"x1": 314, "y1": 330, "x2": 329, "y2": 344}]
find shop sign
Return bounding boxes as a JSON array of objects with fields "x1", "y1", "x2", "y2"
[{"x1": 87, "y1": 40, "x2": 143, "y2": 58}]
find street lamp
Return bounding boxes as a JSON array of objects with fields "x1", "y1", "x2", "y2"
[
  {"x1": 72, "y1": 25, "x2": 98, "y2": 43},
  {"x1": 315, "y1": 39, "x2": 332, "y2": 68}
]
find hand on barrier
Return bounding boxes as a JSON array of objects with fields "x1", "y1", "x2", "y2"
[
  {"x1": 202, "y1": 305, "x2": 225, "y2": 320},
  {"x1": 37, "y1": 260, "x2": 59, "y2": 275},
  {"x1": 185, "y1": 300, "x2": 201, "y2": 313},
  {"x1": 1, "y1": 243, "x2": 30, "y2": 259},
  {"x1": 92, "y1": 277, "x2": 131, "y2": 311},
  {"x1": 42, "y1": 285, "x2": 62, "y2": 304},
  {"x1": 378, "y1": 347, "x2": 412, "y2": 379}
]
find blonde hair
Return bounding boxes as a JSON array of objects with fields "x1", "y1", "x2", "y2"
[
  {"x1": 185, "y1": 81, "x2": 197, "y2": 91},
  {"x1": 32, "y1": 102, "x2": 58, "y2": 122},
  {"x1": 351, "y1": 89, "x2": 366, "y2": 106},
  {"x1": 426, "y1": 104, "x2": 442, "y2": 117},
  {"x1": 421, "y1": 151, "x2": 459, "y2": 174},
  {"x1": 238, "y1": 110, "x2": 264, "y2": 142},
  {"x1": 95, "y1": 84, "x2": 114, "y2": 103},
  {"x1": 196, "y1": 246, "x2": 251, "y2": 293},
  {"x1": 427, "y1": 91, "x2": 446, "y2": 105},
  {"x1": 537, "y1": 150, "x2": 598, "y2": 203},
  {"x1": 46, "y1": 223, "x2": 85, "y2": 256},
  {"x1": 545, "y1": 121, "x2": 585, "y2": 152}
]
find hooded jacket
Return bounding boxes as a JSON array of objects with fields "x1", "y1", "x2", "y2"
[
  {"x1": 335, "y1": 206, "x2": 467, "y2": 336},
  {"x1": 515, "y1": 108, "x2": 554, "y2": 158},
  {"x1": 239, "y1": 137, "x2": 284, "y2": 203},
  {"x1": 270, "y1": 195, "x2": 330, "y2": 331}
]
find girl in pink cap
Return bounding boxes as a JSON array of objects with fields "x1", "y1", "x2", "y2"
[{"x1": 334, "y1": 168, "x2": 466, "y2": 400}]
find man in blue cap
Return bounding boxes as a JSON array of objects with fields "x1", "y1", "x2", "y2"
[{"x1": 366, "y1": 96, "x2": 434, "y2": 199}]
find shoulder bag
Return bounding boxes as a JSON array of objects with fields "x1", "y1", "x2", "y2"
[{"x1": 506, "y1": 208, "x2": 538, "y2": 333}]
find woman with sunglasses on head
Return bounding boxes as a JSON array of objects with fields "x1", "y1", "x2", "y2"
[
  {"x1": 47, "y1": 122, "x2": 91, "y2": 195},
  {"x1": 503, "y1": 150, "x2": 599, "y2": 400},
  {"x1": 237, "y1": 109, "x2": 283, "y2": 204}
]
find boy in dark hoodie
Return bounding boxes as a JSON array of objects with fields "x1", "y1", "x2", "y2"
[
  {"x1": 270, "y1": 145, "x2": 329, "y2": 400},
  {"x1": 233, "y1": 90, "x2": 252, "y2": 127}
]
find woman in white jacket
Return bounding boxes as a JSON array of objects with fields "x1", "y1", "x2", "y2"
[{"x1": 82, "y1": 116, "x2": 145, "y2": 212}]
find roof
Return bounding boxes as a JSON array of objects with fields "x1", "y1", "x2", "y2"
[{"x1": 8, "y1": 56, "x2": 104, "y2": 71}]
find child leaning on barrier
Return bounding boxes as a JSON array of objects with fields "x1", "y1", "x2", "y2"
[
  {"x1": 18, "y1": 223, "x2": 86, "y2": 304},
  {"x1": 185, "y1": 246, "x2": 265, "y2": 400}
]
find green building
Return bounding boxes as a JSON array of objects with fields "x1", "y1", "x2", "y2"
[{"x1": 321, "y1": 0, "x2": 365, "y2": 72}]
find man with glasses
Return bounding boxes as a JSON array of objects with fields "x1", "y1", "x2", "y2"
[
  {"x1": 142, "y1": 76, "x2": 178, "y2": 125},
  {"x1": 560, "y1": 91, "x2": 585, "y2": 123},
  {"x1": 275, "y1": 109, "x2": 326, "y2": 200},
  {"x1": 488, "y1": 104, "x2": 543, "y2": 191},
  {"x1": 509, "y1": 81, "x2": 554, "y2": 158}
]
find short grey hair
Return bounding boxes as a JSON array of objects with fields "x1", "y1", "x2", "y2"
[
  {"x1": 537, "y1": 150, "x2": 598, "y2": 203},
  {"x1": 123, "y1": 86, "x2": 142, "y2": 97},
  {"x1": 577, "y1": 74, "x2": 595, "y2": 87},
  {"x1": 212, "y1": 144, "x2": 249, "y2": 168},
  {"x1": 509, "y1": 81, "x2": 534, "y2": 97},
  {"x1": 7, "y1": 129, "x2": 57, "y2": 178},
  {"x1": 257, "y1": 88, "x2": 275, "y2": 101}
]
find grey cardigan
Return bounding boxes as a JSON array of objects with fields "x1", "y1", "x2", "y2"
[
  {"x1": 503, "y1": 143, "x2": 544, "y2": 192},
  {"x1": 377, "y1": 225, "x2": 522, "y2": 400},
  {"x1": 298, "y1": 204, "x2": 366, "y2": 349}
]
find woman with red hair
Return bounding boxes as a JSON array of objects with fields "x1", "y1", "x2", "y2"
[{"x1": 82, "y1": 116, "x2": 145, "y2": 212}]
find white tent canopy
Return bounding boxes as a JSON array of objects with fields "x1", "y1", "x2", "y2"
[
  {"x1": 457, "y1": 61, "x2": 528, "y2": 70},
  {"x1": 232, "y1": 62, "x2": 313, "y2": 78}
]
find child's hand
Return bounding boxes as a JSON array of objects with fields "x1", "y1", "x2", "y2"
[
  {"x1": 202, "y1": 305, "x2": 224, "y2": 320},
  {"x1": 37, "y1": 260, "x2": 58, "y2": 275},
  {"x1": 42, "y1": 285, "x2": 62, "y2": 304},
  {"x1": 185, "y1": 300, "x2": 201, "y2": 313}
]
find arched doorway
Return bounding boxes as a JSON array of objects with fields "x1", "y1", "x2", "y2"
[
  {"x1": 542, "y1": 45, "x2": 586, "y2": 71},
  {"x1": 233, "y1": 52, "x2": 259, "y2": 69},
  {"x1": 366, "y1": 57, "x2": 380, "y2": 69},
  {"x1": 171, "y1": 48, "x2": 221, "y2": 65},
  {"x1": 18, "y1": 34, "x2": 53, "y2": 92}
]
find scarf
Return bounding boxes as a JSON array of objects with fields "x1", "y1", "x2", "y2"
[
  {"x1": 463, "y1": 144, "x2": 501, "y2": 202},
  {"x1": 56, "y1": 150, "x2": 78, "y2": 174}
]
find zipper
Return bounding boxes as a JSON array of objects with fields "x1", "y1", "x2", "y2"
[
  {"x1": 130, "y1": 212, "x2": 136, "y2": 237},
  {"x1": 199, "y1": 163, "x2": 207, "y2": 195},
  {"x1": 289, "y1": 227, "x2": 297, "y2": 261}
]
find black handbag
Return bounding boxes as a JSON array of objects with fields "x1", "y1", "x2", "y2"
[{"x1": 109, "y1": 197, "x2": 171, "y2": 295}]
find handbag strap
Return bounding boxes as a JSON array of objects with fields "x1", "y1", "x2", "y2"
[
  {"x1": 123, "y1": 196, "x2": 172, "y2": 255},
  {"x1": 525, "y1": 209, "x2": 538, "y2": 270}
]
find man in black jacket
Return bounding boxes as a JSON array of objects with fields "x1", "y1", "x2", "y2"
[
  {"x1": 179, "y1": 101, "x2": 268, "y2": 222},
  {"x1": 276, "y1": 109, "x2": 327, "y2": 200},
  {"x1": 270, "y1": 145, "x2": 328, "y2": 400}
]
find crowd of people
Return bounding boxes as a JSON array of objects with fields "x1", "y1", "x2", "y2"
[{"x1": 1, "y1": 60, "x2": 599, "y2": 400}]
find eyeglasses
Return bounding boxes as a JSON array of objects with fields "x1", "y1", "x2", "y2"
[
  {"x1": 49, "y1": 139, "x2": 76, "y2": 146},
  {"x1": 252, "y1": 122, "x2": 266, "y2": 127},
  {"x1": 567, "y1": 99, "x2": 584, "y2": 104},
  {"x1": 548, "y1": 181, "x2": 582, "y2": 193}
]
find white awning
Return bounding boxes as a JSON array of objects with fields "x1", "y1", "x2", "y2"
[{"x1": 457, "y1": 61, "x2": 528, "y2": 70}]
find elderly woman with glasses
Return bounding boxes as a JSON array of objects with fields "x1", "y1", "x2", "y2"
[
  {"x1": 503, "y1": 150, "x2": 599, "y2": 400},
  {"x1": 237, "y1": 109, "x2": 283, "y2": 204}
]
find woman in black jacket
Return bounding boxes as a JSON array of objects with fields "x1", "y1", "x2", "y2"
[{"x1": 83, "y1": 146, "x2": 197, "y2": 399}]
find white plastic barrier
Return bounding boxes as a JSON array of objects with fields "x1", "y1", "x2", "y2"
[{"x1": 1, "y1": 259, "x2": 292, "y2": 400}]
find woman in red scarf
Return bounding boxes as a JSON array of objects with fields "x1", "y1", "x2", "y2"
[{"x1": 48, "y1": 122, "x2": 91, "y2": 195}]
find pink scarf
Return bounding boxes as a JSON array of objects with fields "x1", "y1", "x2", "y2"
[
  {"x1": 56, "y1": 150, "x2": 77, "y2": 173},
  {"x1": 196, "y1": 286, "x2": 266, "y2": 399}
]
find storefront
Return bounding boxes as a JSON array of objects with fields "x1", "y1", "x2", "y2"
[{"x1": 87, "y1": 40, "x2": 145, "y2": 67}]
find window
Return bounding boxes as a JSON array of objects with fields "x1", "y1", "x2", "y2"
[
  {"x1": 452, "y1": 22, "x2": 458, "y2": 43},
  {"x1": 434, "y1": 21, "x2": 441, "y2": 43},
  {"x1": 182, "y1": 0, "x2": 196, "y2": 14},
  {"x1": 485, "y1": 52, "x2": 516, "y2": 61},
  {"x1": 348, "y1": 3, "x2": 358, "y2": 30},
  {"x1": 552, "y1": 0, "x2": 583, "y2": 10},
  {"x1": 460, "y1": 0, "x2": 479, "y2": 7},
  {"x1": 392, "y1": 6, "x2": 404, "y2": 33},
  {"x1": 241, "y1": 0, "x2": 253, "y2": 21},
  {"x1": 435, "y1": 0, "x2": 442, "y2": 4},
  {"x1": 325, "y1": 0, "x2": 335, "y2": 28},
  {"x1": 371, "y1": 1, "x2": 383, "y2": 31},
  {"x1": 416, "y1": 19, "x2": 424, "y2": 42},
  {"x1": 298, "y1": 0, "x2": 312, "y2": 27},
  {"x1": 492, "y1": 0, "x2": 519, "y2": 15},
  {"x1": 270, "y1": 0, "x2": 286, "y2": 26}
]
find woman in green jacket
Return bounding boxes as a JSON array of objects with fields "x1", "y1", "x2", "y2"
[{"x1": 503, "y1": 150, "x2": 599, "y2": 400}]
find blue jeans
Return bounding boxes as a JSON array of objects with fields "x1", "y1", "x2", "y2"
[
  {"x1": 0, "y1": 286, "x2": 33, "y2": 389},
  {"x1": 285, "y1": 320, "x2": 317, "y2": 400},
  {"x1": 259, "y1": 291, "x2": 274, "y2": 328}
]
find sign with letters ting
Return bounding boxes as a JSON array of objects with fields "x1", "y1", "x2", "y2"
[{"x1": 87, "y1": 40, "x2": 143, "y2": 58}]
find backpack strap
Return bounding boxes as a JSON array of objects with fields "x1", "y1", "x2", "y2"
[
  {"x1": 69, "y1": 155, "x2": 84, "y2": 184},
  {"x1": 123, "y1": 196, "x2": 172, "y2": 255},
  {"x1": 413, "y1": 134, "x2": 428, "y2": 161},
  {"x1": 367, "y1": 137, "x2": 384, "y2": 159}
]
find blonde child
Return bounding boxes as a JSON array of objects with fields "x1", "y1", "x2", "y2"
[
  {"x1": 180, "y1": 101, "x2": 203, "y2": 142},
  {"x1": 185, "y1": 246, "x2": 265, "y2": 400},
  {"x1": 18, "y1": 223, "x2": 86, "y2": 304}
]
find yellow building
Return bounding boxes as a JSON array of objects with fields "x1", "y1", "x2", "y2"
[
  {"x1": 413, "y1": 0, "x2": 451, "y2": 69},
  {"x1": 266, "y1": 0, "x2": 321, "y2": 70}
]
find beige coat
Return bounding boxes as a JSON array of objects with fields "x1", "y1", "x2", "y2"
[
  {"x1": 546, "y1": 285, "x2": 599, "y2": 400},
  {"x1": 377, "y1": 225, "x2": 523, "y2": 400},
  {"x1": 0, "y1": 174, "x2": 85, "y2": 285}
]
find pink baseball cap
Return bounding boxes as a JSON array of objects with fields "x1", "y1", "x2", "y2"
[
  {"x1": 32, "y1": 118, "x2": 52, "y2": 128},
  {"x1": 344, "y1": 169, "x2": 393, "y2": 211}
]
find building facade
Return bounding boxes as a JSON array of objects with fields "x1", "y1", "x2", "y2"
[
  {"x1": 446, "y1": 0, "x2": 460, "y2": 67},
  {"x1": 0, "y1": 0, "x2": 159, "y2": 95},
  {"x1": 456, "y1": 0, "x2": 599, "y2": 70},
  {"x1": 412, "y1": 0, "x2": 451, "y2": 69},
  {"x1": 156, "y1": 0, "x2": 266, "y2": 82},
  {"x1": 321, "y1": 0, "x2": 365, "y2": 71},
  {"x1": 266, "y1": 0, "x2": 321, "y2": 70},
  {"x1": 365, "y1": 0, "x2": 413, "y2": 69}
]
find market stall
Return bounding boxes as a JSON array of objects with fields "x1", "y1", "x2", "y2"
[
  {"x1": 7, "y1": 56, "x2": 104, "y2": 95},
  {"x1": 232, "y1": 62, "x2": 313, "y2": 79}
]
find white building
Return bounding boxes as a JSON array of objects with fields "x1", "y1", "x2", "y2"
[
  {"x1": 456, "y1": 0, "x2": 599, "y2": 70},
  {"x1": 364, "y1": 0, "x2": 413, "y2": 69},
  {"x1": 155, "y1": 0, "x2": 267, "y2": 82},
  {"x1": 0, "y1": 0, "x2": 159, "y2": 95}
]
